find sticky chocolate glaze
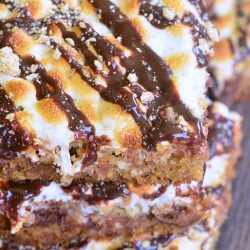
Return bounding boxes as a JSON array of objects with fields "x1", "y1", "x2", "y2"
[
  {"x1": 19, "y1": 56, "x2": 94, "y2": 141},
  {"x1": 139, "y1": 0, "x2": 179, "y2": 29},
  {"x1": 0, "y1": 0, "x2": 205, "y2": 162},
  {"x1": 0, "y1": 180, "x2": 129, "y2": 226},
  {"x1": 0, "y1": 179, "x2": 187, "y2": 229},
  {"x1": 139, "y1": 0, "x2": 209, "y2": 67},
  {"x1": 0, "y1": 181, "x2": 43, "y2": 227},
  {"x1": 89, "y1": 0, "x2": 204, "y2": 148},
  {"x1": 0, "y1": 88, "x2": 32, "y2": 159},
  {"x1": 18, "y1": 55, "x2": 99, "y2": 168},
  {"x1": 63, "y1": 180, "x2": 129, "y2": 204},
  {"x1": 141, "y1": 186, "x2": 167, "y2": 200},
  {"x1": 0, "y1": 237, "x2": 88, "y2": 250}
]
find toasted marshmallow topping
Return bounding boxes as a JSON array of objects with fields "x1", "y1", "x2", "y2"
[{"x1": 0, "y1": 0, "x2": 215, "y2": 180}]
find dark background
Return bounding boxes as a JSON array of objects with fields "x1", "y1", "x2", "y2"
[{"x1": 217, "y1": 101, "x2": 250, "y2": 250}]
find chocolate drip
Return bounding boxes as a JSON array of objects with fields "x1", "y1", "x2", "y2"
[
  {"x1": 0, "y1": 181, "x2": 43, "y2": 226},
  {"x1": 182, "y1": 13, "x2": 209, "y2": 67},
  {"x1": 49, "y1": 39, "x2": 154, "y2": 149},
  {"x1": 188, "y1": 0, "x2": 209, "y2": 21},
  {"x1": 0, "y1": 88, "x2": 32, "y2": 158},
  {"x1": 138, "y1": 1, "x2": 209, "y2": 67},
  {"x1": 208, "y1": 110, "x2": 234, "y2": 158},
  {"x1": 0, "y1": 180, "x2": 179, "y2": 228},
  {"x1": 1, "y1": 0, "x2": 205, "y2": 156},
  {"x1": 62, "y1": 180, "x2": 129, "y2": 204},
  {"x1": 207, "y1": 70, "x2": 219, "y2": 101},
  {"x1": 67, "y1": 238, "x2": 88, "y2": 250},
  {"x1": 17, "y1": 56, "x2": 98, "y2": 167},
  {"x1": 139, "y1": 0, "x2": 178, "y2": 29},
  {"x1": 84, "y1": 0, "x2": 203, "y2": 148},
  {"x1": 19, "y1": 56, "x2": 94, "y2": 141},
  {"x1": 0, "y1": 11, "x2": 41, "y2": 37},
  {"x1": 0, "y1": 180, "x2": 129, "y2": 226}
]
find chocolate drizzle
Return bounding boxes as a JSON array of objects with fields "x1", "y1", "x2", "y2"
[
  {"x1": 18, "y1": 55, "x2": 98, "y2": 167},
  {"x1": 0, "y1": 180, "x2": 43, "y2": 226},
  {"x1": 139, "y1": 0, "x2": 179, "y2": 29},
  {"x1": 62, "y1": 180, "x2": 129, "y2": 204},
  {"x1": 182, "y1": 13, "x2": 209, "y2": 67},
  {"x1": 87, "y1": 0, "x2": 203, "y2": 148},
  {"x1": 0, "y1": 87, "x2": 32, "y2": 158},
  {"x1": 19, "y1": 56, "x2": 94, "y2": 141},
  {"x1": 0, "y1": 0, "x2": 206, "y2": 160},
  {"x1": 0, "y1": 180, "x2": 129, "y2": 226},
  {"x1": 138, "y1": 1, "x2": 209, "y2": 67}
]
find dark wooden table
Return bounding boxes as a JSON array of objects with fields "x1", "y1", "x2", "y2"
[{"x1": 217, "y1": 101, "x2": 250, "y2": 250}]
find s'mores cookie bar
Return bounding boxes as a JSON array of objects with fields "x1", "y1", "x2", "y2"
[
  {"x1": 0, "y1": 0, "x2": 217, "y2": 184},
  {"x1": 0, "y1": 102, "x2": 242, "y2": 249}
]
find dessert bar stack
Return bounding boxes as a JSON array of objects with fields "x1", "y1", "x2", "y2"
[{"x1": 0, "y1": 0, "x2": 246, "y2": 249}]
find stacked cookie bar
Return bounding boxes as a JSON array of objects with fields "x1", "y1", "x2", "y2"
[{"x1": 0, "y1": 0, "x2": 245, "y2": 249}]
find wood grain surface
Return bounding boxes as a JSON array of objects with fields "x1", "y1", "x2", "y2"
[{"x1": 217, "y1": 101, "x2": 250, "y2": 250}]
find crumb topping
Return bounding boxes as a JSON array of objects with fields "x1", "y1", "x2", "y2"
[{"x1": 0, "y1": 47, "x2": 20, "y2": 76}]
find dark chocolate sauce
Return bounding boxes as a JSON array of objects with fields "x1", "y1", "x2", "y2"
[
  {"x1": 138, "y1": 1, "x2": 209, "y2": 67},
  {"x1": 18, "y1": 56, "x2": 98, "y2": 167},
  {"x1": 80, "y1": 0, "x2": 203, "y2": 148},
  {"x1": 67, "y1": 237, "x2": 88, "y2": 250},
  {"x1": 208, "y1": 110, "x2": 234, "y2": 158},
  {"x1": 0, "y1": 88, "x2": 32, "y2": 158},
  {"x1": 62, "y1": 180, "x2": 129, "y2": 204},
  {"x1": 0, "y1": 180, "x2": 129, "y2": 227},
  {"x1": 139, "y1": 0, "x2": 179, "y2": 29},
  {"x1": 189, "y1": 0, "x2": 209, "y2": 21},
  {"x1": 0, "y1": 181, "x2": 43, "y2": 226},
  {"x1": 1, "y1": 0, "x2": 205, "y2": 160},
  {"x1": 19, "y1": 56, "x2": 94, "y2": 141},
  {"x1": 182, "y1": 13, "x2": 209, "y2": 67}
]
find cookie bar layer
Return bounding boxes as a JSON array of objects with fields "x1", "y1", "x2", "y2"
[
  {"x1": 0, "y1": 102, "x2": 242, "y2": 249},
  {"x1": 0, "y1": 181, "x2": 232, "y2": 250},
  {"x1": 74, "y1": 183, "x2": 232, "y2": 250},
  {"x1": 0, "y1": 0, "x2": 216, "y2": 184}
]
